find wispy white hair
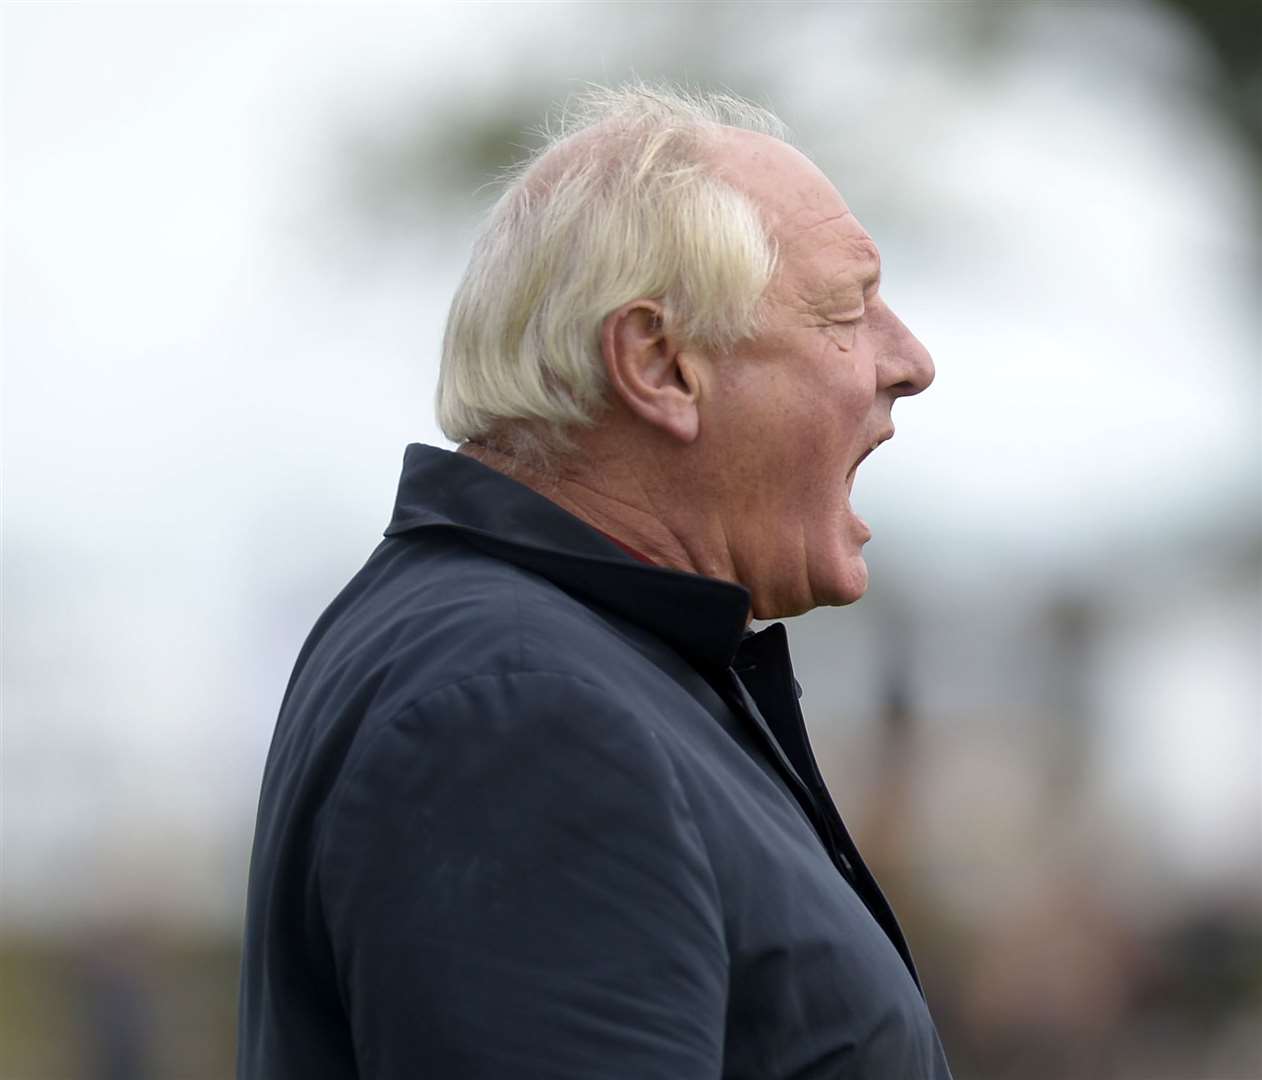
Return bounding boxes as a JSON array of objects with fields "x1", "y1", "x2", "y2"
[{"x1": 436, "y1": 83, "x2": 789, "y2": 458}]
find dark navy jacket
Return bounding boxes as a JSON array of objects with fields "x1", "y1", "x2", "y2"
[{"x1": 237, "y1": 444, "x2": 952, "y2": 1079}]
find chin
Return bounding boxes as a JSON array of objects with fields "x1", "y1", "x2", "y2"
[
  {"x1": 821, "y1": 552, "x2": 870, "y2": 607},
  {"x1": 749, "y1": 551, "x2": 870, "y2": 619}
]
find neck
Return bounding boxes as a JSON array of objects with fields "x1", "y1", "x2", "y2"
[{"x1": 458, "y1": 438, "x2": 742, "y2": 593}]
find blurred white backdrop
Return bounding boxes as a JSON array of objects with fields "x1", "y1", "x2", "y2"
[{"x1": 4, "y1": 0, "x2": 1258, "y2": 936}]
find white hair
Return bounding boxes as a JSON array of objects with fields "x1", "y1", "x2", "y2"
[{"x1": 435, "y1": 83, "x2": 789, "y2": 460}]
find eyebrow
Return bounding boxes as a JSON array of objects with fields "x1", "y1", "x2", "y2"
[
  {"x1": 817, "y1": 263, "x2": 881, "y2": 311},
  {"x1": 804, "y1": 237, "x2": 883, "y2": 311},
  {"x1": 847, "y1": 237, "x2": 882, "y2": 291}
]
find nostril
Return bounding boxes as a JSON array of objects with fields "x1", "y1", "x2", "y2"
[
  {"x1": 883, "y1": 317, "x2": 934, "y2": 396},
  {"x1": 900, "y1": 342, "x2": 935, "y2": 396},
  {"x1": 892, "y1": 354, "x2": 934, "y2": 397}
]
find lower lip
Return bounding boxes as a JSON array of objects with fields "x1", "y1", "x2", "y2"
[
  {"x1": 846, "y1": 502, "x2": 872, "y2": 542},
  {"x1": 843, "y1": 469, "x2": 871, "y2": 540}
]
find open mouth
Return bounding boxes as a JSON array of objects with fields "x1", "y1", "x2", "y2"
[{"x1": 845, "y1": 431, "x2": 893, "y2": 493}]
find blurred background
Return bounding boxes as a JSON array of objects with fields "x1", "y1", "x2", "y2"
[{"x1": 3, "y1": 1, "x2": 1259, "y2": 1077}]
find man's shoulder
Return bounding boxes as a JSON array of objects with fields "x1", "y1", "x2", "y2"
[
  {"x1": 301, "y1": 532, "x2": 664, "y2": 721},
  {"x1": 281, "y1": 533, "x2": 702, "y2": 828}
]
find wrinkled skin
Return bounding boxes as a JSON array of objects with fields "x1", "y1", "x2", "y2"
[
  {"x1": 694, "y1": 130, "x2": 936, "y2": 616},
  {"x1": 464, "y1": 129, "x2": 935, "y2": 621}
]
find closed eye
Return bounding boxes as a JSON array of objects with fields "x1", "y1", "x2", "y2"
[{"x1": 823, "y1": 319, "x2": 860, "y2": 350}]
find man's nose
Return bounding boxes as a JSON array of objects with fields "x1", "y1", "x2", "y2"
[{"x1": 882, "y1": 310, "x2": 935, "y2": 399}]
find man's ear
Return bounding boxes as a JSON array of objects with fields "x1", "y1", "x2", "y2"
[{"x1": 600, "y1": 300, "x2": 702, "y2": 444}]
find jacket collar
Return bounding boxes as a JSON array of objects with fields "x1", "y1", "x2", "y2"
[{"x1": 383, "y1": 444, "x2": 752, "y2": 669}]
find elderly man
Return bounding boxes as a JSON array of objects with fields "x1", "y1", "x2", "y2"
[{"x1": 238, "y1": 85, "x2": 948, "y2": 1078}]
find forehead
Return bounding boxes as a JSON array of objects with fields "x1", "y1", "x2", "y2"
[
  {"x1": 713, "y1": 130, "x2": 880, "y2": 299},
  {"x1": 784, "y1": 223, "x2": 881, "y2": 305}
]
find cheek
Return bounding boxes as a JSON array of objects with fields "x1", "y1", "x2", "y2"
[
  {"x1": 711, "y1": 345, "x2": 874, "y2": 494},
  {"x1": 802, "y1": 379, "x2": 871, "y2": 474}
]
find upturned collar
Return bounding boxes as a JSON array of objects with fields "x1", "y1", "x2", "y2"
[{"x1": 383, "y1": 444, "x2": 752, "y2": 669}]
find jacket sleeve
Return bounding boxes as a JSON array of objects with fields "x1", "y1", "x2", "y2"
[{"x1": 317, "y1": 670, "x2": 729, "y2": 1079}]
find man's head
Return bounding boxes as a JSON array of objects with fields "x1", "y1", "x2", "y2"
[{"x1": 438, "y1": 84, "x2": 933, "y2": 618}]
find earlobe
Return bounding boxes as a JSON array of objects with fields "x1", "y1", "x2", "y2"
[{"x1": 601, "y1": 301, "x2": 701, "y2": 444}]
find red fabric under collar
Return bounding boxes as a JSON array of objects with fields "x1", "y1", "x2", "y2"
[{"x1": 593, "y1": 528, "x2": 655, "y2": 566}]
